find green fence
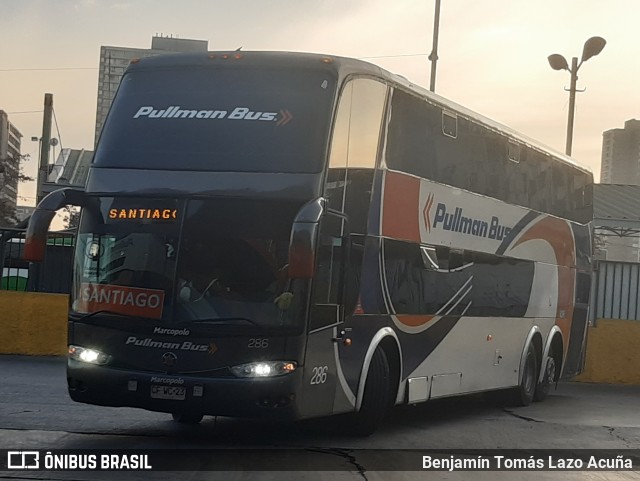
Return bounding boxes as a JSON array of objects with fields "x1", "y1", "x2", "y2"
[{"x1": 1, "y1": 228, "x2": 75, "y2": 293}]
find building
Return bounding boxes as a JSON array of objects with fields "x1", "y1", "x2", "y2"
[
  {"x1": 593, "y1": 184, "x2": 640, "y2": 262},
  {"x1": 0, "y1": 110, "x2": 23, "y2": 216},
  {"x1": 600, "y1": 119, "x2": 640, "y2": 184},
  {"x1": 14, "y1": 205, "x2": 35, "y2": 222},
  {"x1": 46, "y1": 148, "x2": 93, "y2": 189},
  {"x1": 95, "y1": 35, "x2": 208, "y2": 146}
]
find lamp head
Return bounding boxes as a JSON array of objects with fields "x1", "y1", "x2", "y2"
[
  {"x1": 581, "y1": 36, "x2": 606, "y2": 63},
  {"x1": 548, "y1": 54, "x2": 569, "y2": 71}
]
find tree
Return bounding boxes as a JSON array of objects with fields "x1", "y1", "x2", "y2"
[{"x1": 0, "y1": 153, "x2": 33, "y2": 227}]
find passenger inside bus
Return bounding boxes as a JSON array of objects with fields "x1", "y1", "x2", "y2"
[{"x1": 176, "y1": 236, "x2": 293, "y2": 323}]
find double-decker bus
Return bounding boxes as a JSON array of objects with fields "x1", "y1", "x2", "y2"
[{"x1": 25, "y1": 51, "x2": 593, "y2": 435}]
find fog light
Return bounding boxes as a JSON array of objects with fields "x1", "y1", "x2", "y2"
[
  {"x1": 231, "y1": 361, "x2": 297, "y2": 378},
  {"x1": 69, "y1": 345, "x2": 111, "y2": 365}
]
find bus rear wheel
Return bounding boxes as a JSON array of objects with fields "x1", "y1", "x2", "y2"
[
  {"x1": 351, "y1": 345, "x2": 391, "y2": 436},
  {"x1": 172, "y1": 412, "x2": 204, "y2": 424},
  {"x1": 533, "y1": 356, "x2": 556, "y2": 402}
]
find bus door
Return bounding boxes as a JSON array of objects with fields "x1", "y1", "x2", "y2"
[{"x1": 299, "y1": 211, "x2": 348, "y2": 418}]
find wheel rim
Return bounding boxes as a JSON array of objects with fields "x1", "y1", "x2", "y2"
[
  {"x1": 544, "y1": 358, "x2": 556, "y2": 385},
  {"x1": 524, "y1": 353, "x2": 536, "y2": 394}
]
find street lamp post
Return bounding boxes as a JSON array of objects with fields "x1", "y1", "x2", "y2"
[{"x1": 548, "y1": 36, "x2": 606, "y2": 156}]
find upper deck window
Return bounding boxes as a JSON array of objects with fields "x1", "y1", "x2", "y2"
[{"x1": 94, "y1": 67, "x2": 337, "y2": 174}]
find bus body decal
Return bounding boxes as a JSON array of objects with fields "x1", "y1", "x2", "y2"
[
  {"x1": 510, "y1": 217, "x2": 577, "y2": 357},
  {"x1": 380, "y1": 170, "x2": 421, "y2": 241}
]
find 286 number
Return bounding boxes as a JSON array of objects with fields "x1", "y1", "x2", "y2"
[
  {"x1": 310, "y1": 366, "x2": 328, "y2": 385},
  {"x1": 247, "y1": 338, "x2": 269, "y2": 349}
]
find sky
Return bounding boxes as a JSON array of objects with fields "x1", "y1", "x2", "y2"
[{"x1": 1, "y1": 0, "x2": 639, "y2": 208}]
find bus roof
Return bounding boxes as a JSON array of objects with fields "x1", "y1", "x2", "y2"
[{"x1": 127, "y1": 51, "x2": 592, "y2": 176}]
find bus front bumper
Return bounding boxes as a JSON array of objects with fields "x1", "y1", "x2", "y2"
[{"x1": 67, "y1": 359, "x2": 302, "y2": 419}]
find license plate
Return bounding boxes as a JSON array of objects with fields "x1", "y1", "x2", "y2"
[{"x1": 150, "y1": 385, "x2": 186, "y2": 400}]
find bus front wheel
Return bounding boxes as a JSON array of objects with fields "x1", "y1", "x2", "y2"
[
  {"x1": 351, "y1": 345, "x2": 391, "y2": 436},
  {"x1": 513, "y1": 343, "x2": 538, "y2": 406}
]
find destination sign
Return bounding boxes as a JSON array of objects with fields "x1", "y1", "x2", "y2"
[
  {"x1": 108, "y1": 208, "x2": 178, "y2": 221},
  {"x1": 76, "y1": 283, "x2": 165, "y2": 319}
]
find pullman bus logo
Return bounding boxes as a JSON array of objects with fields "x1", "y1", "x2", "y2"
[
  {"x1": 276, "y1": 109, "x2": 293, "y2": 126},
  {"x1": 423, "y1": 193, "x2": 435, "y2": 233},
  {"x1": 426, "y1": 199, "x2": 513, "y2": 241},
  {"x1": 132, "y1": 105, "x2": 294, "y2": 126}
]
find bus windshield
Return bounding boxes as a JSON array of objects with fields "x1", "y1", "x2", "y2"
[
  {"x1": 94, "y1": 67, "x2": 336, "y2": 173},
  {"x1": 174, "y1": 198, "x2": 302, "y2": 328},
  {"x1": 71, "y1": 197, "x2": 305, "y2": 330}
]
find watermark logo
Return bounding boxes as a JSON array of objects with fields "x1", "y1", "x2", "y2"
[{"x1": 7, "y1": 451, "x2": 39, "y2": 469}]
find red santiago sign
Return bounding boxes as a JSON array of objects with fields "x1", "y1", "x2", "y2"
[{"x1": 77, "y1": 283, "x2": 165, "y2": 319}]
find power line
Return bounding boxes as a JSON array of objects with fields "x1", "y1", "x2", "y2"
[
  {"x1": 0, "y1": 67, "x2": 96, "y2": 72},
  {"x1": 52, "y1": 107, "x2": 63, "y2": 153},
  {"x1": 358, "y1": 53, "x2": 429, "y2": 59},
  {"x1": 5, "y1": 110, "x2": 44, "y2": 115}
]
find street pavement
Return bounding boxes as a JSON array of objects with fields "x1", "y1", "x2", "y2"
[{"x1": 0, "y1": 355, "x2": 639, "y2": 480}]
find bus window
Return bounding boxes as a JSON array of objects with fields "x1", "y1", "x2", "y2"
[
  {"x1": 326, "y1": 82, "x2": 352, "y2": 212},
  {"x1": 344, "y1": 78, "x2": 386, "y2": 169},
  {"x1": 310, "y1": 213, "x2": 347, "y2": 331},
  {"x1": 71, "y1": 197, "x2": 182, "y2": 321},
  {"x1": 326, "y1": 78, "x2": 386, "y2": 220}
]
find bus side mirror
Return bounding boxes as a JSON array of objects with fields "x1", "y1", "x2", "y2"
[
  {"x1": 288, "y1": 223, "x2": 318, "y2": 279},
  {"x1": 24, "y1": 188, "x2": 88, "y2": 262},
  {"x1": 24, "y1": 209, "x2": 57, "y2": 262},
  {"x1": 288, "y1": 198, "x2": 324, "y2": 279}
]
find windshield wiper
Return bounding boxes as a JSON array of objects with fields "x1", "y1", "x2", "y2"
[
  {"x1": 182, "y1": 317, "x2": 262, "y2": 328},
  {"x1": 75, "y1": 310, "x2": 158, "y2": 322}
]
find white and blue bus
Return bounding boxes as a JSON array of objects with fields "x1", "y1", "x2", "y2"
[{"x1": 25, "y1": 51, "x2": 593, "y2": 434}]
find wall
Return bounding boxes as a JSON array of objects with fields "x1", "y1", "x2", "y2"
[
  {"x1": 1, "y1": 291, "x2": 639, "y2": 385},
  {"x1": 0, "y1": 291, "x2": 68, "y2": 356},
  {"x1": 575, "y1": 319, "x2": 640, "y2": 384}
]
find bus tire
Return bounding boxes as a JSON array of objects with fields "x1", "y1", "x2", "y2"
[
  {"x1": 351, "y1": 345, "x2": 391, "y2": 436},
  {"x1": 172, "y1": 412, "x2": 204, "y2": 424},
  {"x1": 513, "y1": 343, "x2": 538, "y2": 406},
  {"x1": 533, "y1": 355, "x2": 556, "y2": 402}
]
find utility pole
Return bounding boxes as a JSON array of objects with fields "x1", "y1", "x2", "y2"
[{"x1": 36, "y1": 93, "x2": 53, "y2": 204}]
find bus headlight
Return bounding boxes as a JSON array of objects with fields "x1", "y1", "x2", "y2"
[
  {"x1": 230, "y1": 361, "x2": 297, "y2": 378},
  {"x1": 68, "y1": 345, "x2": 111, "y2": 365}
]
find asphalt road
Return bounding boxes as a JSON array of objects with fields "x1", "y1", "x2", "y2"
[{"x1": 1, "y1": 355, "x2": 639, "y2": 480}]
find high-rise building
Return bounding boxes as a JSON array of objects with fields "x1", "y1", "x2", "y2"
[
  {"x1": 46, "y1": 148, "x2": 94, "y2": 188},
  {"x1": 95, "y1": 35, "x2": 208, "y2": 146},
  {"x1": 593, "y1": 184, "x2": 640, "y2": 262},
  {"x1": 0, "y1": 110, "x2": 23, "y2": 215},
  {"x1": 600, "y1": 119, "x2": 640, "y2": 184}
]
